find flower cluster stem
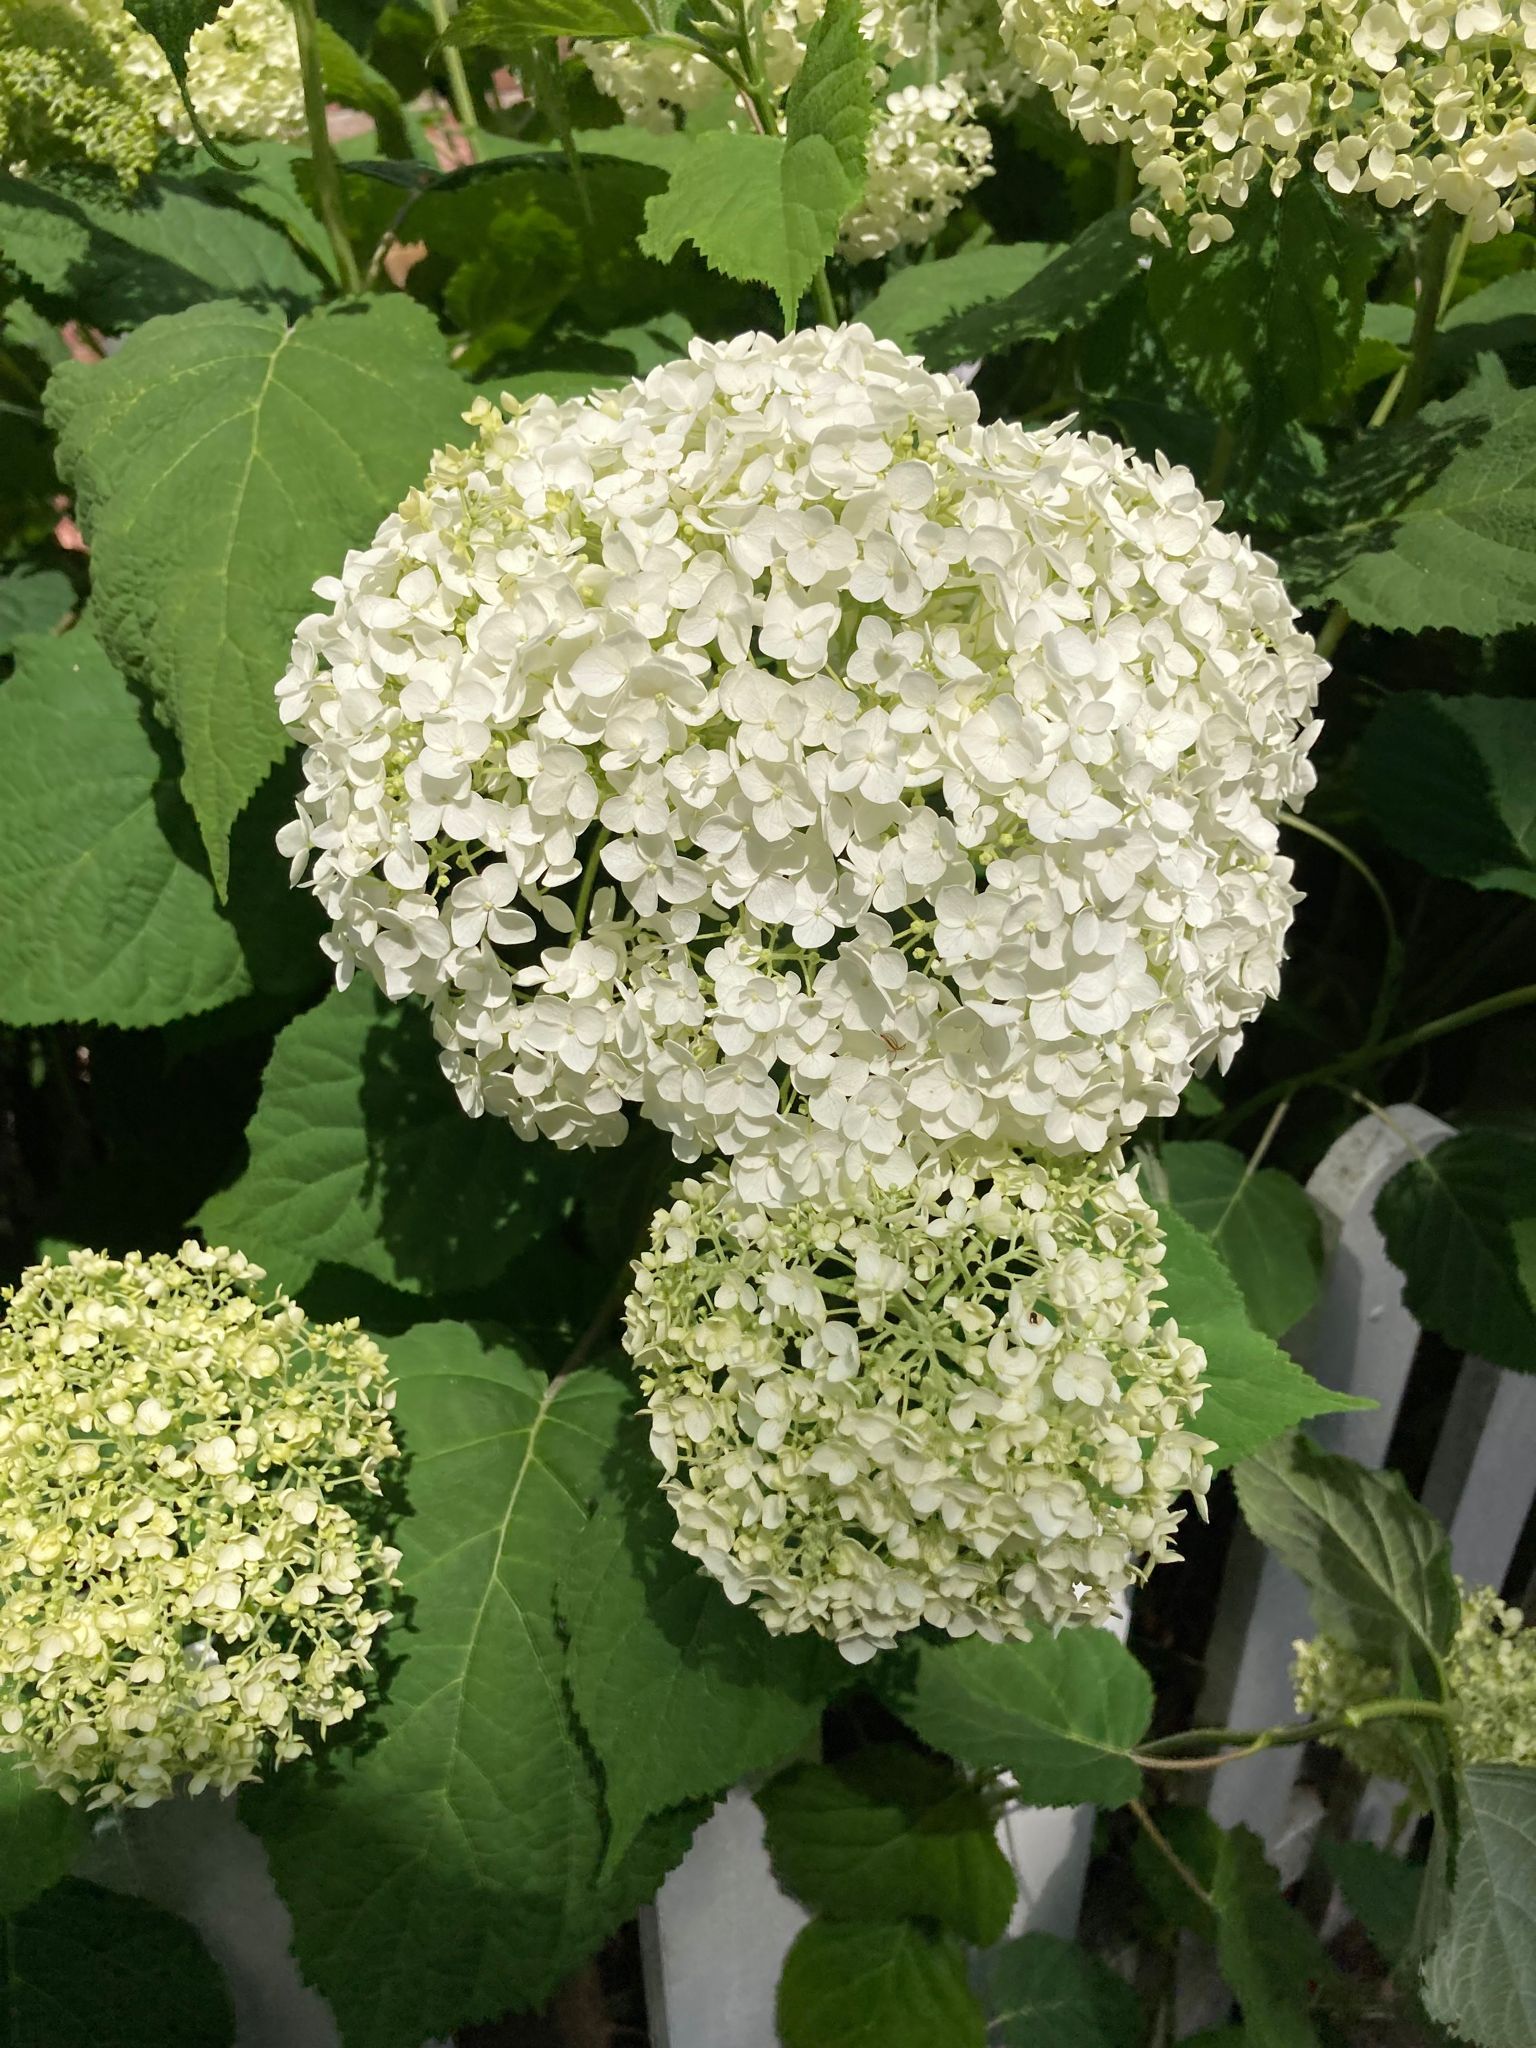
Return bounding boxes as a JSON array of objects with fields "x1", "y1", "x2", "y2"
[
  {"x1": 1133, "y1": 1695, "x2": 1453, "y2": 1773},
  {"x1": 427, "y1": 0, "x2": 482, "y2": 150},
  {"x1": 288, "y1": 0, "x2": 364, "y2": 294}
]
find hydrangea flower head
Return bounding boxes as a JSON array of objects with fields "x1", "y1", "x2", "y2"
[
  {"x1": 280, "y1": 324, "x2": 1321, "y2": 1205},
  {"x1": 0, "y1": 1244, "x2": 399, "y2": 1808},
  {"x1": 48, "y1": 0, "x2": 305, "y2": 156},
  {"x1": 624, "y1": 1146, "x2": 1213, "y2": 1662},
  {"x1": 1294, "y1": 1579, "x2": 1536, "y2": 1772},
  {"x1": 1001, "y1": 0, "x2": 1536, "y2": 248},
  {"x1": 578, "y1": 0, "x2": 1021, "y2": 258},
  {"x1": 0, "y1": 0, "x2": 159, "y2": 184}
]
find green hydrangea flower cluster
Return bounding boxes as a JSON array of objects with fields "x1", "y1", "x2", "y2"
[
  {"x1": 0, "y1": 0, "x2": 158, "y2": 185},
  {"x1": 0, "y1": 1243, "x2": 400, "y2": 1809},
  {"x1": 1293, "y1": 1578, "x2": 1536, "y2": 1775},
  {"x1": 625, "y1": 1149, "x2": 1213, "y2": 1663}
]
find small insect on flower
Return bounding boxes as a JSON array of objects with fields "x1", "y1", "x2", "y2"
[
  {"x1": 625, "y1": 1144, "x2": 1215, "y2": 1663},
  {"x1": 0, "y1": 1243, "x2": 400, "y2": 1808}
]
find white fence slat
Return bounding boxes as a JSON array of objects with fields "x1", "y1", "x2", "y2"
[
  {"x1": 1201, "y1": 1106, "x2": 1452, "y2": 1845},
  {"x1": 1423, "y1": 1356, "x2": 1536, "y2": 1590},
  {"x1": 641, "y1": 1786, "x2": 808, "y2": 2048}
]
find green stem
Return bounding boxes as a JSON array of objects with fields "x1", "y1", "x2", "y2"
[
  {"x1": 1131, "y1": 1798, "x2": 1214, "y2": 1910},
  {"x1": 1280, "y1": 813, "x2": 1404, "y2": 1048},
  {"x1": 573, "y1": 827, "x2": 612, "y2": 939},
  {"x1": 1398, "y1": 205, "x2": 1457, "y2": 418},
  {"x1": 427, "y1": 0, "x2": 481, "y2": 147},
  {"x1": 1135, "y1": 1697, "x2": 1454, "y2": 1773},
  {"x1": 531, "y1": 42, "x2": 589, "y2": 223},
  {"x1": 1315, "y1": 603, "x2": 1351, "y2": 664},
  {"x1": 1218, "y1": 982, "x2": 1536, "y2": 1136},
  {"x1": 812, "y1": 269, "x2": 838, "y2": 327},
  {"x1": 288, "y1": 0, "x2": 364, "y2": 294}
]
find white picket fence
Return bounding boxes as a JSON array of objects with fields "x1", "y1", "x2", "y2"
[
  {"x1": 641, "y1": 1103, "x2": 1536, "y2": 2045},
  {"x1": 85, "y1": 1105, "x2": 1535, "y2": 2046}
]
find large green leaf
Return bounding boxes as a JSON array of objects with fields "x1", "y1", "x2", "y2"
[
  {"x1": 47, "y1": 296, "x2": 472, "y2": 890},
  {"x1": 1236, "y1": 1432, "x2": 1459, "y2": 1682},
  {"x1": 0, "y1": 566, "x2": 73, "y2": 656},
  {"x1": 1148, "y1": 175, "x2": 1377, "y2": 426},
  {"x1": 0, "y1": 629, "x2": 251, "y2": 1028},
  {"x1": 1358, "y1": 695, "x2": 1536, "y2": 900},
  {"x1": 562, "y1": 1470, "x2": 841, "y2": 1875},
  {"x1": 1422, "y1": 1765, "x2": 1536, "y2": 2048},
  {"x1": 988, "y1": 1933, "x2": 1140, "y2": 2048},
  {"x1": 860, "y1": 243, "x2": 1062, "y2": 357},
  {"x1": 641, "y1": 0, "x2": 872, "y2": 325},
  {"x1": 758, "y1": 1747, "x2": 1015, "y2": 1946},
  {"x1": 0, "y1": 170, "x2": 324, "y2": 330},
  {"x1": 1153, "y1": 1205, "x2": 1368, "y2": 1470},
  {"x1": 1320, "y1": 1838, "x2": 1422, "y2": 1968},
  {"x1": 1159, "y1": 1141, "x2": 1323, "y2": 1338},
  {"x1": 198, "y1": 979, "x2": 569, "y2": 1297},
  {"x1": 1211, "y1": 1825, "x2": 1337, "y2": 2048},
  {"x1": 440, "y1": 0, "x2": 649, "y2": 43},
  {"x1": 882, "y1": 1629, "x2": 1151, "y2": 1809},
  {"x1": 1374, "y1": 1130, "x2": 1536, "y2": 1374},
  {"x1": 0, "y1": 1762, "x2": 84, "y2": 1918},
  {"x1": 915, "y1": 207, "x2": 1142, "y2": 362},
  {"x1": 1284, "y1": 358, "x2": 1536, "y2": 636},
  {"x1": 248, "y1": 1326, "x2": 694, "y2": 2046},
  {"x1": 777, "y1": 1920, "x2": 985, "y2": 2048},
  {"x1": 1, "y1": 1878, "x2": 232, "y2": 2047}
]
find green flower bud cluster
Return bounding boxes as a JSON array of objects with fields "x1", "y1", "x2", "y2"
[
  {"x1": 625, "y1": 1148, "x2": 1213, "y2": 1663},
  {"x1": 0, "y1": 1243, "x2": 400, "y2": 1809},
  {"x1": 0, "y1": 0, "x2": 158, "y2": 185},
  {"x1": 1293, "y1": 1579, "x2": 1536, "y2": 1775}
]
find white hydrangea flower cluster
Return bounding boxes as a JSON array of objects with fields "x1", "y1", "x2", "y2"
[
  {"x1": 577, "y1": 0, "x2": 1020, "y2": 258},
  {"x1": 1294, "y1": 1579, "x2": 1536, "y2": 1773},
  {"x1": 624, "y1": 1146, "x2": 1213, "y2": 1661},
  {"x1": 0, "y1": 1244, "x2": 399, "y2": 1809},
  {"x1": 843, "y1": 78, "x2": 997, "y2": 260},
  {"x1": 278, "y1": 323, "x2": 1321, "y2": 1206},
  {"x1": 1001, "y1": 0, "x2": 1536, "y2": 250},
  {"x1": 76, "y1": 0, "x2": 304, "y2": 147}
]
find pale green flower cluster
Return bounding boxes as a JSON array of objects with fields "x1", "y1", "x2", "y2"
[
  {"x1": 1293, "y1": 1579, "x2": 1536, "y2": 1774},
  {"x1": 625, "y1": 1147, "x2": 1213, "y2": 1662},
  {"x1": 3, "y1": 0, "x2": 304, "y2": 179},
  {"x1": 0, "y1": 0, "x2": 159, "y2": 183},
  {"x1": 0, "y1": 1244, "x2": 400, "y2": 1809},
  {"x1": 578, "y1": 0, "x2": 1025, "y2": 258},
  {"x1": 1001, "y1": 0, "x2": 1536, "y2": 249}
]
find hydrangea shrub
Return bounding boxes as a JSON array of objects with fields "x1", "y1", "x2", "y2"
[{"x1": 0, "y1": 0, "x2": 1533, "y2": 2041}]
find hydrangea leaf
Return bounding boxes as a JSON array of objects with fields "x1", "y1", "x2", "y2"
[
  {"x1": 248, "y1": 1326, "x2": 698, "y2": 2045},
  {"x1": 315, "y1": 23, "x2": 409, "y2": 158},
  {"x1": 562, "y1": 1471, "x2": 843, "y2": 1876},
  {"x1": 0, "y1": 168, "x2": 325, "y2": 330},
  {"x1": 1152, "y1": 1204, "x2": 1368, "y2": 1468},
  {"x1": 913, "y1": 206, "x2": 1142, "y2": 361},
  {"x1": 640, "y1": 0, "x2": 872, "y2": 325},
  {"x1": 988, "y1": 1932, "x2": 1141, "y2": 2048},
  {"x1": 46, "y1": 296, "x2": 473, "y2": 891},
  {"x1": 198, "y1": 979, "x2": 571, "y2": 1297},
  {"x1": 881, "y1": 1628, "x2": 1152, "y2": 1809},
  {"x1": 1235, "y1": 1431, "x2": 1460, "y2": 1680},
  {"x1": 777, "y1": 1920, "x2": 986, "y2": 2048},
  {"x1": 120, "y1": 0, "x2": 234, "y2": 163},
  {"x1": 1319, "y1": 1838, "x2": 1422, "y2": 1968},
  {"x1": 1284, "y1": 358, "x2": 1536, "y2": 635},
  {"x1": 1422, "y1": 1765, "x2": 1536, "y2": 2048},
  {"x1": 0, "y1": 563, "x2": 73, "y2": 656},
  {"x1": 1373, "y1": 1129, "x2": 1536, "y2": 1374},
  {"x1": 1210, "y1": 1825, "x2": 1338, "y2": 2048},
  {"x1": 0, "y1": 628, "x2": 251, "y2": 1028},
  {"x1": 1357, "y1": 694, "x2": 1536, "y2": 900},
  {"x1": 860, "y1": 241, "x2": 1062, "y2": 356},
  {"x1": 440, "y1": 0, "x2": 650, "y2": 44},
  {"x1": 0, "y1": 1878, "x2": 233, "y2": 2047},
  {"x1": 0, "y1": 1761, "x2": 84, "y2": 1917},
  {"x1": 757, "y1": 1747, "x2": 1016, "y2": 1946},
  {"x1": 1148, "y1": 174, "x2": 1378, "y2": 426},
  {"x1": 1157, "y1": 1142, "x2": 1323, "y2": 1338}
]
